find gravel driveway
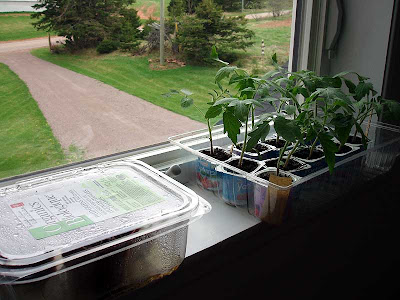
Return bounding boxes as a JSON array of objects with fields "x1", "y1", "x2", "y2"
[{"x1": 0, "y1": 37, "x2": 204, "y2": 159}]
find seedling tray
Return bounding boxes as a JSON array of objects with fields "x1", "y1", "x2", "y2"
[{"x1": 169, "y1": 121, "x2": 400, "y2": 223}]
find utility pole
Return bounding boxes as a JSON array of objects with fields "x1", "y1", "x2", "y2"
[
  {"x1": 160, "y1": 0, "x2": 165, "y2": 65},
  {"x1": 242, "y1": 0, "x2": 244, "y2": 13}
]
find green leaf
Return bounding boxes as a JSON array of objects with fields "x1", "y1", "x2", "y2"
[
  {"x1": 205, "y1": 105, "x2": 222, "y2": 119},
  {"x1": 322, "y1": 76, "x2": 342, "y2": 88},
  {"x1": 344, "y1": 79, "x2": 356, "y2": 93},
  {"x1": 215, "y1": 66, "x2": 238, "y2": 83},
  {"x1": 233, "y1": 101, "x2": 249, "y2": 122},
  {"x1": 242, "y1": 98, "x2": 264, "y2": 108},
  {"x1": 272, "y1": 53, "x2": 277, "y2": 64},
  {"x1": 214, "y1": 97, "x2": 237, "y2": 106},
  {"x1": 382, "y1": 99, "x2": 400, "y2": 120},
  {"x1": 247, "y1": 122, "x2": 270, "y2": 151},
  {"x1": 318, "y1": 131, "x2": 338, "y2": 174},
  {"x1": 180, "y1": 89, "x2": 193, "y2": 96},
  {"x1": 355, "y1": 82, "x2": 374, "y2": 100},
  {"x1": 355, "y1": 122, "x2": 368, "y2": 149},
  {"x1": 333, "y1": 71, "x2": 353, "y2": 78},
  {"x1": 273, "y1": 116, "x2": 302, "y2": 143},
  {"x1": 223, "y1": 110, "x2": 241, "y2": 145},
  {"x1": 262, "y1": 70, "x2": 280, "y2": 79},
  {"x1": 210, "y1": 45, "x2": 218, "y2": 60},
  {"x1": 181, "y1": 97, "x2": 193, "y2": 108},
  {"x1": 285, "y1": 105, "x2": 296, "y2": 115},
  {"x1": 211, "y1": 46, "x2": 229, "y2": 65},
  {"x1": 299, "y1": 87, "x2": 310, "y2": 98}
]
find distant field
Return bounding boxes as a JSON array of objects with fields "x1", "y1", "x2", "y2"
[
  {"x1": 242, "y1": 14, "x2": 292, "y2": 73},
  {"x1": 0, "y1": 63, "x2": 65, "y2": 179},
  {"x1": 0, "y1": 13, "x2": 48, "y2": 41},
  {"x1": 132, "y1": 0, "x2": 171, "y2": 19}
]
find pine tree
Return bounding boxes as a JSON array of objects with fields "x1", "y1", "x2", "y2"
[{"x1": 32, "y1": 0, "x2": 141, "y2": 51}]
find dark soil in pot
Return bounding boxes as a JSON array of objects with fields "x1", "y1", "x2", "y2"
[
  {"x1": 264, "y1": 158, "x2": 302, "y2": 172},
  {"x1": 228, "y1": 159, "x2": 259, "y2": 173},
  {"x1": 236, "y1": 142, "x2": 271, "y2": 153},
  {"x1": 347, "y1": 135, "x2": 363, "y2": 144},
  {"x1": 265, "y1": 138, "x2": 287, "y2": 148},
  {"x1": 334, "y1": 143, "x2": 353, "y2": 155},
  {"x1": 258, "y1": 172, "x2": 290, "y2": 181},
  {"x1": 201, "y1": 148, "x2": 231, "y2": 161},
  {"x1": 293, "y1": 147, "x2": 324, "y2": 160}
]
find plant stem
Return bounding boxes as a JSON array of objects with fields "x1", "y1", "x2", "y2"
[
  {"x1": 239, "y1": 109, "x2": 250, "y2": 168},
  {"x1": 276, "y1": 141, "x2": 289, "y2": 176},
  {"x1": 308, "y1": 137, "x2": 318, "y2": 160},
  {"x1": 251, "y1": 106, "x2": 255, "y2": 129},
  {"x1": 207, "y1": 119, "x2": 214, "y2": 155},
  {"x1": 284, "y1": 140, "x2": 300, "y2": 169},
  {"x1": 365, "y1": 109, "x2": 373, "y2": 137}
]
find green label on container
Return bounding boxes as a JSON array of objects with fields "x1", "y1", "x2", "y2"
[
  {"x1": 29, "y1": 215, "x2": 94, "y2": 239},
  {"x1": 9, "y1": 172, "x2": 165, "y2": 240}
]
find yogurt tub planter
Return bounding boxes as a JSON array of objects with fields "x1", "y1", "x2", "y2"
[
  {"x1": 232, "y1": 142, "x2": 276, "y2": 161},
  {"x1": 264, "y1": 134, "x2": 293, "y2": 158},
  {"x1": 216, "y1": 157, "x2": 263, "y2": 207},
  {"x1": 195, "y1": 146, "x2": 232, "y2": 192},
  {"x1": 252, "y1": 168, "x2": 300, "y2": 224},
  {"x1": 263, "y1": 156, "x2": 311, "y2": 177},
  {"x1": 291, "y1": 146, "x2": 327, "y2": 176},
  {"x1": 0, "y1": 160, "x2": 211, "y2": 300},
  {"x1": 334, "y1": 143, "x2": 360, "y2": 162}
]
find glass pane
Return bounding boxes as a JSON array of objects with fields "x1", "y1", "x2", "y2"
[{"x1": 0, "y1": 0, "x2": 295, "y2": 180}]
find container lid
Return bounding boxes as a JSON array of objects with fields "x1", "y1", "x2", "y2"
[{"x1": 0, "y1": 160, "x2": 210, "y2": 282}]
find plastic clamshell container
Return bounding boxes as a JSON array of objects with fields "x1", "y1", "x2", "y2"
[
  {"x1": 0, "y1": 160, "x2": 211, "y2": 300},
  {"x1": 169, "y1": 121, "x2": 400, "y2": 224}
]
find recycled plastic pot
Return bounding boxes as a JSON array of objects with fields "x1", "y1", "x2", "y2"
[
  {"x1": 263, "y1": 134, "x2": 293, "y2": 158},
  {"x1": 263, "y1": 156, "x2": 311, "y2": 177},
  {"x1": 232, "y1": 142, "x2": 277, "y2": 161},
  {"x1": 216, "y1": 157, "x2": 263, "y2": 207},
  {"x1": 291, "y1": 146, "x2": 327, "y2": 176},
  {"x1": 335, "y1": 143, "x2": 360, "y2": 162},
  {"x1": 252, "y1": 168, "x2": 299, "y2": 225},
  {"x1": 196, "y1": 146, "x2": 232, "y2": 192}
]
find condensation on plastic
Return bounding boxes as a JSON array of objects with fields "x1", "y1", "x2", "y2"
[{"x1": 0, "y1": 160, "x2": 211, "y2": 287}]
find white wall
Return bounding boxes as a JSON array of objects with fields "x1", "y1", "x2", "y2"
[{"x1": 324, "y1": 0, "x2": 394, "y2": 94}]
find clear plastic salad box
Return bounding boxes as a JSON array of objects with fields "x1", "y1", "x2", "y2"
[
  {"x1": 0, "y1": 160, "x2": 211, "y2": 300},
  {"x1": 169, "y1": 121, "x2": 400, "y2": 224}
]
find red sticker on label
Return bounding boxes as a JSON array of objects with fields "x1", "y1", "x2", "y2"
[{"x1": 11, "y1": 203, "x2": 24, "y2": 208}]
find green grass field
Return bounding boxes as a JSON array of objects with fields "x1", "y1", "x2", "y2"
[
  {"x1": 32, "y1": 48, "x2": 219, "y2": 123},
  {"x1": 0, "y1": 63, "x2": 66, "y2": 179},
  {"x1": 30, "y1": 14, "x2": 292, "y2": 122},
  {"x1": 241, "y1": 15, "x2": 292, "y2": 73},
  {"x1": 0, "y1": 13, "x2": 48, "y2": 41}
]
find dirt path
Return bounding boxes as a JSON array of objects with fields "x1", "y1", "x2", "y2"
[
  {"x1": 245, "y1": 10, "x2": 291, "y2": 20},
  {"x1": 0, "y1": 38, "x2": 204, "y2": 159},
  {"x1": 0, "y1": 36, "x2": 65, "y2": 53}
]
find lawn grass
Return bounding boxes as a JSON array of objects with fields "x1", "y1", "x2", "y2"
[
  {"x1": 30, "y1": 14, "x2": 292, "y2": 122},
  {"x1": 0, "y1": 13, "x2": 48, "y2": 41},
  {"x1": 237, "y1": 14, "x2": 292, "y2": 74},
  {"x1": 31, "y1": 48, "x2": 219, "y2": 123},
  {"x1": 0, "y1": 63, "x2": 66, "y2": 179}
]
